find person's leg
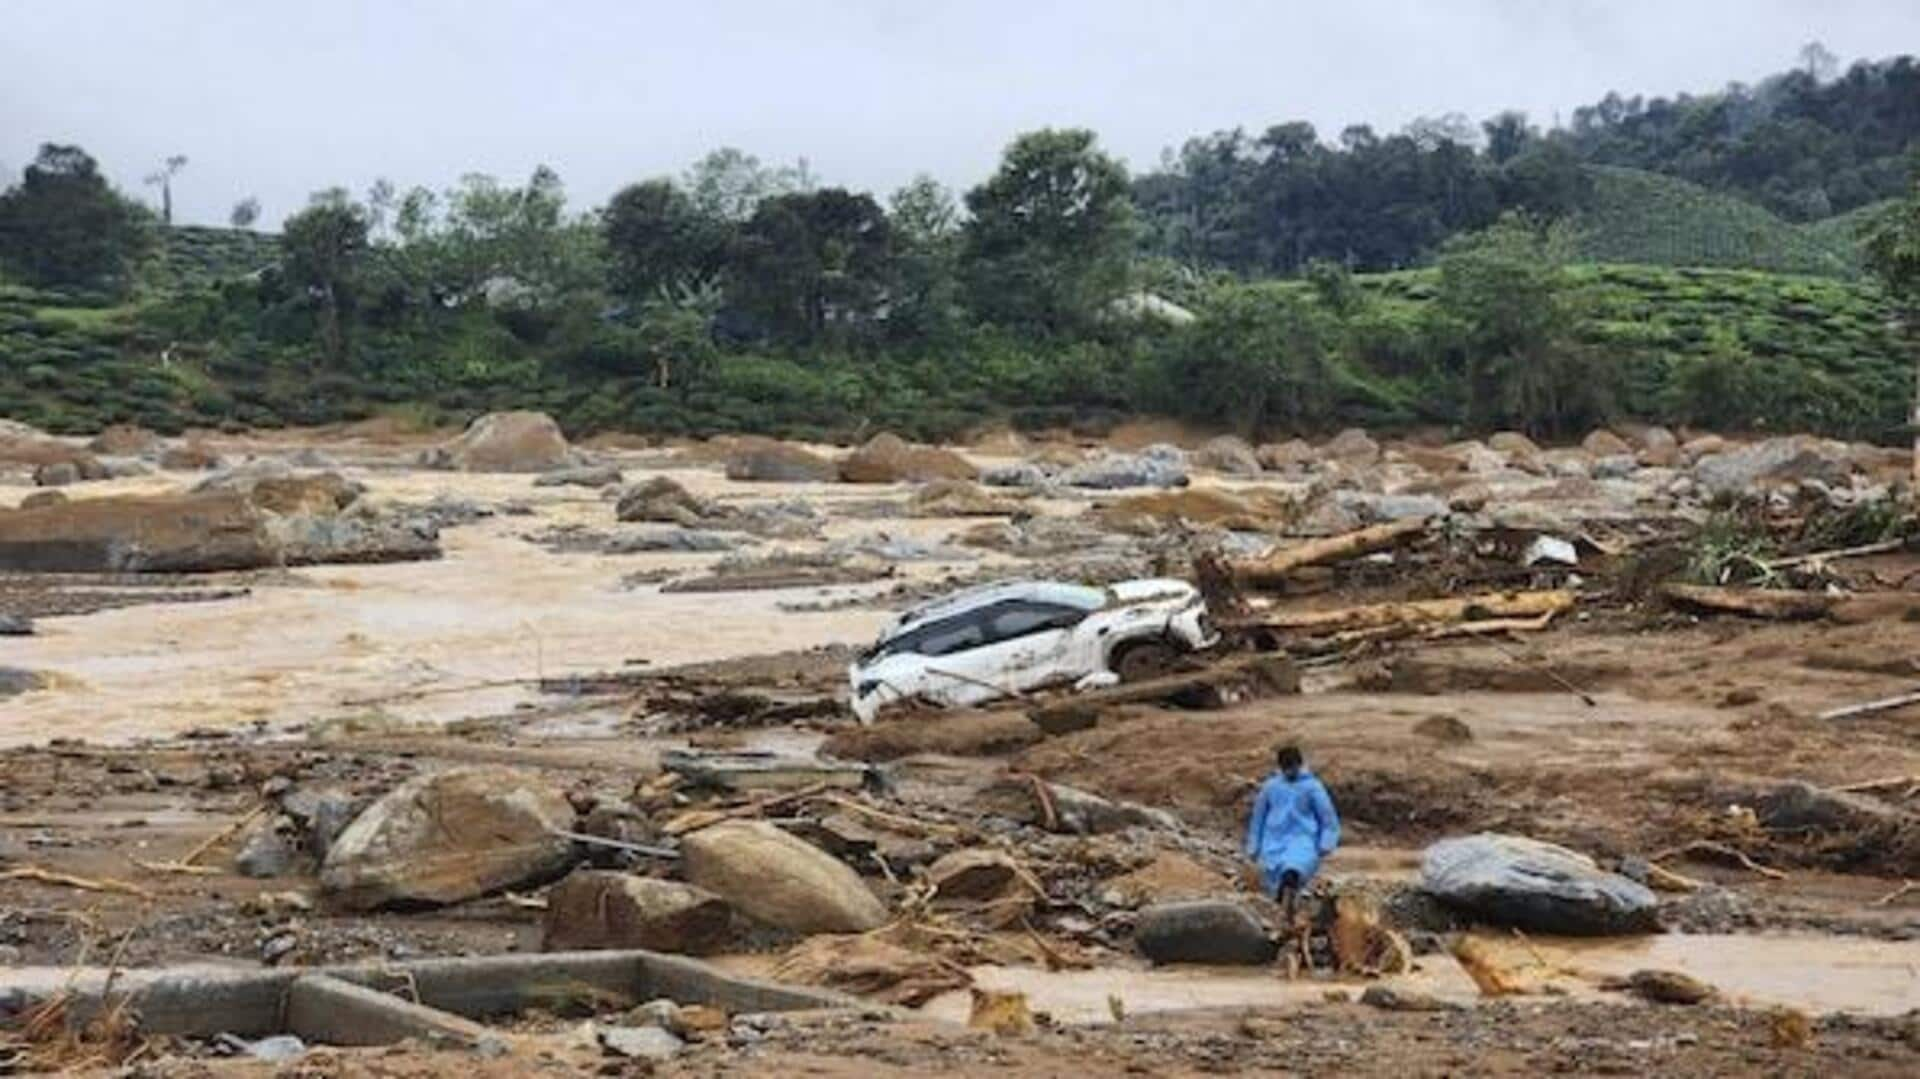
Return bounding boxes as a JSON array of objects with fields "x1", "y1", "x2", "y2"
[{"x1": 1278, "y1": 869, "x2": 1302, "y2": 923}]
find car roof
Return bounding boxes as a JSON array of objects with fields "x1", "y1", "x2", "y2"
[{"x1": 879, "y1": 579, "x2": 1106, "y2": 641}]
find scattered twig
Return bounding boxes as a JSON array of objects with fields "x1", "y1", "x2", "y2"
[
  {"x1": 1019, "y1": 915, "x2": 1087, "y2": 972},
  {"x1": 341, "y1": 676, "x2": 547, "y2": 708},
  {"x1": 1834, "y1": 774, "x2": 1920, "y2": 793},
  {"x1": 816, "y1": 793, "x2": 964, "y2": 839},
  {"x1": 129, "y1": 858, "x2": 221, "y2": 877},
  {"x1": 548, "y1": 828, "x2": 677, "y2": 859},
  {"x1": 1476, "y1": 631, "x2": 1597, "y2": 707},
  {"x1": 1818, "y1": 688, "x2": 1920, "y2": 722},
  {"x1": 179, "y1": 805, "x2": 268, "y2": 867},
  {"x1": 1650, "y1": 840, "x2": 1789, "y2": 881},
  {"x1": 1767, "y1": 539, "x2": 1906, "y2": 571},
  {"x1": 662, "y1": 782, "x2": 834, "y2": 836},
  {"x1": 0, "y1": 866, "x2": 156, "y2": 900},
  {"x1": 501, "y1": 891, "x2": 548, "y2": 911},
  {"x1": 1015, "y1": 772, "x2": 1059, "y2": 832},
  {"x1": 1873, "y1": 880, "x2": 1915, "y2": 906}
]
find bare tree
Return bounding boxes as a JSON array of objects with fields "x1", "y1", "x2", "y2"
[{"x1": 145, "y1": 154, "x2": 188, "y2": 225}]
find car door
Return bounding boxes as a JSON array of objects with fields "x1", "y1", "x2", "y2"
[{"x1": 921, "y1": 600, "x2": 1085, "y2": 701}]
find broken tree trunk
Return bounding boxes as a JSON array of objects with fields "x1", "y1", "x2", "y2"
[
  {"x1": 1661, "y1": 584, "x2": 1836, "y2": 620},
  {"x1": 1026, "y1": 653, "x2": 1300, "y2": 735},
  {"x1": 1225, "y1": 590, "x2": 1574, "y2": 635},
  {"x1": 1231, "y1": 518, "x2": 1431, "y2": 587}
]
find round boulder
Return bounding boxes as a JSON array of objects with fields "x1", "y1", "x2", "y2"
[
  {"x1": 428, "y1": 411, "x2": 573, "y2": 473},
  {"x1": 679, "y1": 820, "x2": 886, "y2": 933},
  {"x1": 839, "y1": 433, "x2": 978, "y2": 484}
]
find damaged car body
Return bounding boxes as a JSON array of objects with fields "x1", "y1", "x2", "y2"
[{"x1": 849, "y1": 578, "x2": 1219, "y2": 722}]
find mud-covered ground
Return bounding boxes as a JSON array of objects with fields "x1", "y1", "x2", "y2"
[{"x1": 3, "y1": 421, "x2": 1919, "y2": 1074}]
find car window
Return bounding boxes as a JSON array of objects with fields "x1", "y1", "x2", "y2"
[
  {"x1": 876, "y1": 600, "x2": 1082, "y2": 659},
  {"x1": 983, "y1": 601, "x2": 1084, "y2": 645},
  {"x1": 914, "y1": 616, "x2": 987, "y2": 656}
]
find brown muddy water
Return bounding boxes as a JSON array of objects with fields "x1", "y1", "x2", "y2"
[
  {"x1": 1, "y1": 465, "x2": 941, "y2": 747},
  {"x1": 911, "y1": 933, "x2": 1920, "y2": 1024}
]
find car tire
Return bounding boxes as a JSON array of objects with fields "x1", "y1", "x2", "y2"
[{"x1": 1112, "y1": 639, "x2": 1178, "y2": 683}]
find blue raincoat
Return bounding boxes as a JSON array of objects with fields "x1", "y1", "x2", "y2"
[{"x1": 1244, "y1": 768, "x2": 1341, "y2": 895}]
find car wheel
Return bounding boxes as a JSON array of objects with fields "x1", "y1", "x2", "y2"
[{"x1": 1112, "y1": 640, "x2": 1178, "y2": 683}]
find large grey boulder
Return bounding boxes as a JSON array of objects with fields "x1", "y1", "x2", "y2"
[
  {"x1": 1135, "y1": 900, "x2": 1276, "y2": 965},
  {"x1": 542, "y1": 870, "x2": 733, "y2": 954},
  {"x1": 1420, "y1": 833, "x2": 1659, "y2": 936},
  {"x1": 1060, "y1": 444, "x2": 1188, "y2": 489},
  {"x1": 1692, "y1": 438, "x2": 1851, "y2": 497},
  {"x1": 679, "y1": 820, "x2": 887, "y2": 934},
  {"x1": 320, "y1": 766, "x2": 578, "y2": 911}
]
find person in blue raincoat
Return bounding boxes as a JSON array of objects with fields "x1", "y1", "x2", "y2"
[{"x1": 1244, "y1": 744, "x2": 1340, "y2": 919}]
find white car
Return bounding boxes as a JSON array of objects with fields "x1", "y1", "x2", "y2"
[{"x1": 848, "y1": 578, "x2": 1219, "y2": 723}]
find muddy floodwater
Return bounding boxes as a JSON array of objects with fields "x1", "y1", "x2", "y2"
[
  {"x1": 911, "y1": 933, "x2": 1920, "y2": 1023},
  {"x1": 2, "y1": 465, "x2": 909, "y2": 746}
]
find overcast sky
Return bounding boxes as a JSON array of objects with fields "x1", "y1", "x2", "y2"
[{"x1": 5, "y1": 1, "x2": 1917, "y2": 228}]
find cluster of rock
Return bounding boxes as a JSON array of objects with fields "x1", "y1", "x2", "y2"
[
  {"x1": 718, "y1": 433, "x2": 978, "y2": 485},
  {"x1": 0, "y1": 461, "x2": 441, "y2": 573},
  {"x1": 0, "y1": 420, "x2": 233, "y2": 488}
]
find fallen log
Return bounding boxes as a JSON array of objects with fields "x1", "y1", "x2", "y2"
[
  {"x1": 1025, "y1": 653, "x2": 1300, "y2": 735},
  {"x1": 1660, "y1": 584, "x2": 1835, "y2": 620},
  {"x1": 1226, "y1": 590, "x2": 1574, "y2": 635},
  {"x1": 1232, "y1": 518, "x2": 1431, "y2": 586}
]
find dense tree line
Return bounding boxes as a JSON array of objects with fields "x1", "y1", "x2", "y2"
[
  {"x1": 1, "y1": 51, "x2": 1918, "y2": 446},
  {"x1": 1131, "y1": 50, "x2": 1920, "y2": 275}
]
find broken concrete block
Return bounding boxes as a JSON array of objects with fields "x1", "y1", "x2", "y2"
[
  {"x1": 541, "y1": 870, "x2": 733, "y2": 955},
  {"x1": 680, "y1": 820, "x2": 887, "y2": 934},
  {"x1": 320, "y1": 766, "x2": 578, "y2": 911},
  {"x1": 1134, "y1": 899, "x2": 1275, "y2": 965}
]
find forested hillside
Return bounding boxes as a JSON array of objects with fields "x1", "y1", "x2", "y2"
[{"x1": 0, "y1": 51, "x2": 1916, "y2": 445}]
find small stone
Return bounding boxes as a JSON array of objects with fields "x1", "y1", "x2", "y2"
[{"x1": 597, "y1": 1024, "x2": 684, "y2": 1061}]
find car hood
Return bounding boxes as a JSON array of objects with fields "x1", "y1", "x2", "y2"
[{"x1": 1106, "y1": 578, "x2": 1199, "y2": 606}]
